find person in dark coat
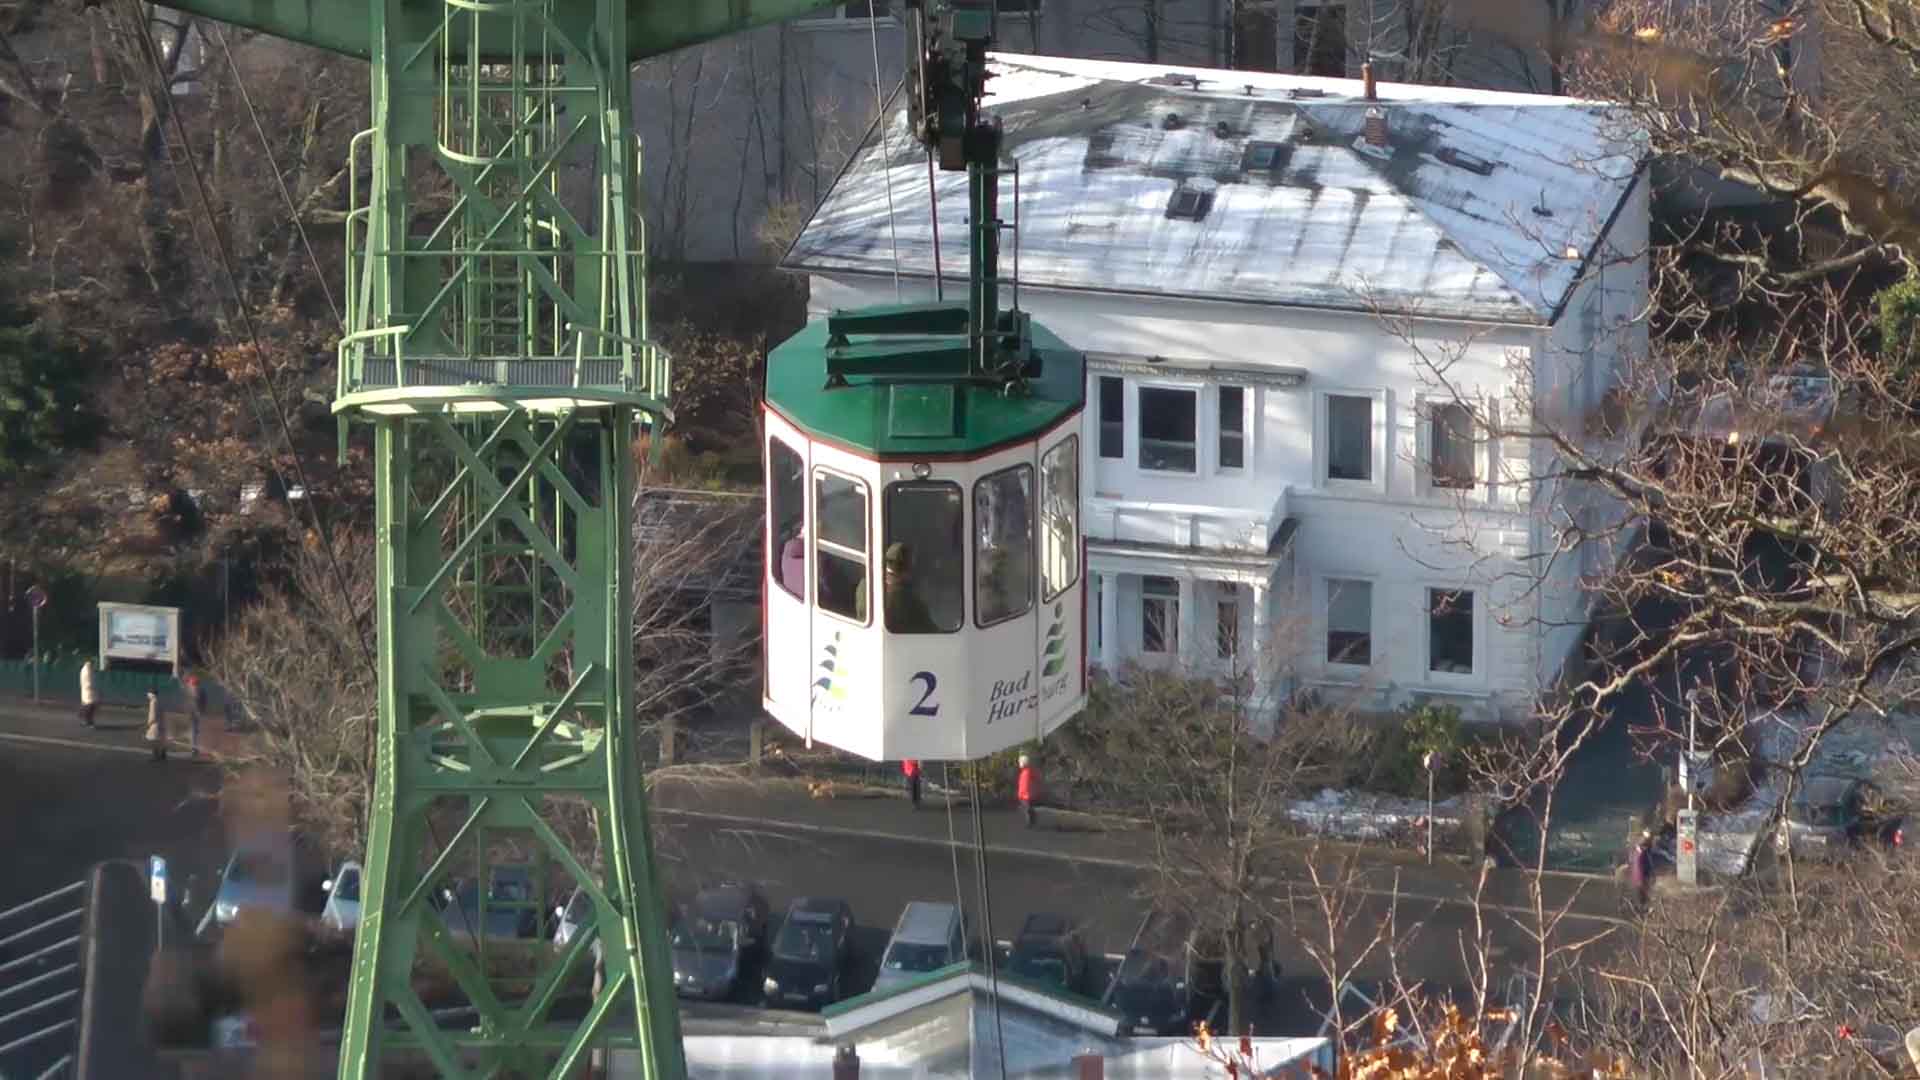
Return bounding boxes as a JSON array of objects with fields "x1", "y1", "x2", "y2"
[
  {"x1": 1627, "y1": 830, "x2": 1654, "y2": 910},
  {"x1": 183, "y1": 673, "x2": 207, "y2": 757}
]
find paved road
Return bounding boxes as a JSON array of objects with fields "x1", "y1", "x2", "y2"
[
  {"x1": 650, "y1": 784, "x2": 1631, "y2": 1034},
  {"x1": 0, "y1": 698, "x2": 1632, "y2": 1047},
  {"x1": 0, "y1": 710, "x2": 225, "y2": 911}
]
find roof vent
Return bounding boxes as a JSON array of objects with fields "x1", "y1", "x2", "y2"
[
  {"x1": 1241, "y1": 140, "x2": 1291, "y2": 175},
  {"x1": 1531, "y1": 189, "x2": 1554, "y2": 217},
  {"x1": 1214, "y1": 120, "x2": 1233, "y2": 138},
  {"x1": 1287, "y1": 87, "x2": 1326, "y2": 99},
  {"x1": 1435, "y1": 146, "x2": 1495, "y2": 176},
  {"x1": 1164, "y1": 184, "x2": 1215, "y2": 221},
  {"x1": 1162, "y1": 112, "x2": 1184, "y2": 130}
]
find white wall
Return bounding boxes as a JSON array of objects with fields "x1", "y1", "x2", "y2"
[
  {"x1": 1526, "y1": 167, "x2": 1650, "y2": 692},
  {"x1": 808, "y1": 273, "x2": 1577, "y2": 720}
]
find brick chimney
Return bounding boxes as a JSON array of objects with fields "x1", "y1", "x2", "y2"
[
  {"x1": 1073, "y1": 1053, "x2": 1105, "y2": 1080},
  {"x1": 1360, "y1": 61, "x2": 1388, "y2": 148},
  {"x1": 833, "y1": 1045, "x2": 860, "y2": 1080}
]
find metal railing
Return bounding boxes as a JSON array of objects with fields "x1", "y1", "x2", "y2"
[{"x1": 0, "y1": 880, "x2": 87, "y2": 1079}]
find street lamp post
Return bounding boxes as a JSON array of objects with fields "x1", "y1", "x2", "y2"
[
  {"x1": 25, "y1": 585, "x2": 48, "y2": 703},
  {"x1": 1422, "y1": 751, "x2": 1438, "y2": 865}
]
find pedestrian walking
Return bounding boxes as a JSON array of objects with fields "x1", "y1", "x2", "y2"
[
  {"x1": 145, "y1": 688, "x2": 168, "y2": 763},
  {"x1": 77, "y1": 659, "x2": 97, "y2": 728},
  {"x1": 1016, "y1": 753, "x2": 1037, "y2": 828},
  {"x1": 902, "y1": 759, "x2": 922, "y2": 810},
  {"x1": 1626, "y1": 830, "x2": 1653, "y2": 911},
  {"x1": 183, "y1": 672, "x2": 207, "y2": 757}
]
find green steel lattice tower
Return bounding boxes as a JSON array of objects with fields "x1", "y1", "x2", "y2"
[
  {"x1": 326, "y1": 0, "x2": 687, "y2": 1070},
  {"x1": 310, "y1": 0, "x2": 779, "y2": 1069},
  {"x1": 138, "y1": 0, "x2": 839, "y2": 1071}
]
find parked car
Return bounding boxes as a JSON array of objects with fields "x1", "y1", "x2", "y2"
[
  {"x1": 1186, "y1": 922, "x2": 1280, "y2": 1004},
  {"x1": 1775, "y1": 777, "x2": 1903, "y2": 857},
  {"x1": 1006, "y1": 913, "x2": 1089, "y2": 995},
  {"x1": 670, "y1": 882, "x2": 770, "y2": 1001},
  {"x1": 1110, "y1": 946, "x2": 1194, "y2": 1036},
  {"x1": 439, "y1": 867, "x2": 542, "y2": 941},
  {"x1": 552, "y1": 885, "x2": 594, "y2": 949},
  {"x1": 196, "y1": 834, "x2": 298, "y2": 938},
  {"x1": 873, "y1": 901, "x2": 967, "y2": 994},
  {"x1": 762, "y1": 897, "x2": 856, "y2": 1009},
  {"x1": 319, "y1": 861, "x2": 363, "y2": 933}
]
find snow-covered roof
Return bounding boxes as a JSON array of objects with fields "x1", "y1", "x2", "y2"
[{"x1": 785, "y1": 53, "x2": 1646, "y2": 324}]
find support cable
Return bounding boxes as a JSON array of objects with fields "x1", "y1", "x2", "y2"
[
  {"x1": 866, "y1": 8, "x2": 903, "y2": 300},
  {"x1": 926, "y1": 153, "x2": 944, "y2": 302},
  {"x1": 941, "y1": 764, "x2": 965, "y2": 941},
  {"x1": 125, "y1": 3, "x2": 480, "y2": 951},
  {"x1": 208, "y1": 23, "x2": 342, "y2": 324},
  {"x1": 966, "y1": 767, "x2": 1010, "y2": 1080},
  {"x1": 124, "y1": 0, "x2": 371, "y2": 678}
]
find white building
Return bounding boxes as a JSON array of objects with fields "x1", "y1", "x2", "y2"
[
  {"x1": 615, "y1": 964, "x2": 1334, "y2": 1077},
  {"x1": 785, "y1": 54, "x2": 1648, "y2": 725}
]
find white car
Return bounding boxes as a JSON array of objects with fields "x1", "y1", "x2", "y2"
[
  {"x1": 553, "y1": 886, "x2": 593, "y2": 949},
  {"x1": 320, "y1": 860, "x2": 364, "y2": 932}
]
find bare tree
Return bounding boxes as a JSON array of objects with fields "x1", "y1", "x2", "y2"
[
  {"x1": 205, "y1": 526, "x2": 377, "y2": 855},
  {"x1": 206, "y1": 474, "x2": 761, "y2": 859},
  {"x1": 1054, "y1": 628, "x2": 1376, "y2": 1035}
]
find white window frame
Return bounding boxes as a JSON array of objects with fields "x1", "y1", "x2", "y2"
[
  {"x1": 1096, "y1": 375, "x2": 1126, "y2": 461},
  {"x1": 797, "y1": 0, "x2": 898, "y2": 28},
  {"x1": 1141, "y1": 576, "x2": 1180, "y2": 655},
  {"x1": 1422, "y1": 585, "x2": 1482, "y2": 685},
  {"x1": 1316, "y1": 389, "x2": 1387, "y2": 493},
  {"x1": 1414, "y1": 393, "x2": 1489, "y2": 500},
  {"x1": 812, "y1": 467, "x2": 873, "y2": 628},
  {"x1": 1135, "y1": 380, "x2": 1204, "y2": 477},
  {"x1": 1215, "y1": 583, "x2": 1241, "y2": 662},
  {"x1": 1321, "y1": 575, "x2": 1375, "y2": 672},
  {"x1": 1213, "y1": 384, "x2": 1251, "y2": 475}
]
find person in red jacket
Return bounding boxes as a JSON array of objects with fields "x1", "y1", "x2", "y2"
[
  {"x1": 1016, "y1": 754, "x2": 1037, "y2": 828},
  {"x1": 902, "y1": 758, "x2": 922, "y2": 810}
]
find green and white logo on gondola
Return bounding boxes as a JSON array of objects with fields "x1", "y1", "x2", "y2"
[
  {"x1": 812, "y1": 632, "x2": 854, "y2": 706},
  {"x1": 1041, "y1": 601, "x2": 1068, "y2": 679}
]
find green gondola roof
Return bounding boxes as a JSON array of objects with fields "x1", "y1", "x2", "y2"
[{"x1": 764, "y1": 306, "x2": 1084, "y2": 458}]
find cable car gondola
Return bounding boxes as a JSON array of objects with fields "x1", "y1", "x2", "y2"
[{"x1": 760, "y1": 0, "x2": 1086, "y2": 763}]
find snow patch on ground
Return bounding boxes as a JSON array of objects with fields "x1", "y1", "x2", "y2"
[{"x1": 1285, "y1": 787, "x2": 1465, "y2": 840}]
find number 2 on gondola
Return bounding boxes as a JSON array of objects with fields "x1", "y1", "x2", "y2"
[{"x1": 908, "y1": 671, "x2": 939, "y2": 717}]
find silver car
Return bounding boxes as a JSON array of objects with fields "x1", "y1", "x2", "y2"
[
  {"x1": 196, "y1": 835, "x2": 297, "y2": 938},
  {"x1": 320, "y1": 860, "x2": 364, "y2": 932},
  {"x1": 872, "y1": 901, "x2": 967, "y2": 994}
]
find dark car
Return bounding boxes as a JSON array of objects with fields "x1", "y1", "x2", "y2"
[
  {"x1": 1775, "y1": 778, "x2": 1905, "y2": 859},
  {"x1": 761, "y1": 897, "x2": 855, "y2": 1009},
  {"x1": 1186, "y1": 922, "x2": 1279, "y2": 1004},
  {"x1": 1110, "y1": 947, "x2": 1193, "y2": 1036},
  {"x1": 1006, "y1": 913, "x2": 1089, "y2": 995},
  {"x1": 670, "y1": 882, "x2": 770, "y2": 1001}
]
